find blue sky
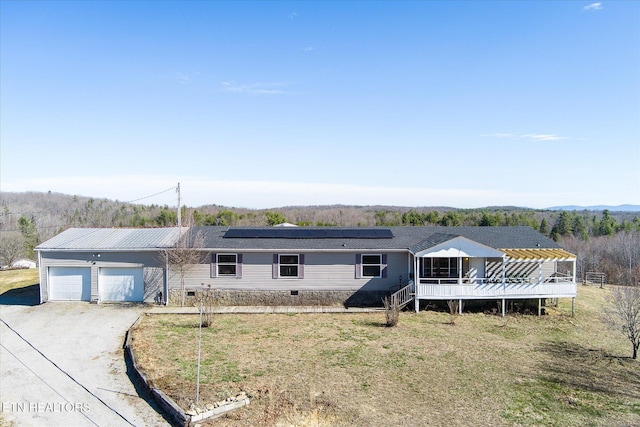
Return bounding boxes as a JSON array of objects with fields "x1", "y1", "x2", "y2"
[{"x1": 1, "y1": 1, "x2": 638, "y2": 209}]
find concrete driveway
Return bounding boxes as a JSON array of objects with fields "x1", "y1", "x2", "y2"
[{"x1": 0, "y1": 301, "x2": 171, "y2": 427}]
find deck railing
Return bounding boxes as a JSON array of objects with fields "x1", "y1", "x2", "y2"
[
  {"x1": 416, "y1": 275, "x2": 576, "y2": 299},
  {"x1": 389, "y1": 281, "x2": 414, "y2": 308}
]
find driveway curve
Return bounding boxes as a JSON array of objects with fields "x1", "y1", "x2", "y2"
[{"x1": 0, "y1": 302, "x2": 170, "y2": 427}]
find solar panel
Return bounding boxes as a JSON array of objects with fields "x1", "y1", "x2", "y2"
[{"x1": 223, "y1": 228, "x2": 393, "y2": 239}]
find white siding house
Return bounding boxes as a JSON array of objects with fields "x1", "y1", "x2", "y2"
[{"x1": 37, "y1": 226, "x2": 577, "y2": 311}]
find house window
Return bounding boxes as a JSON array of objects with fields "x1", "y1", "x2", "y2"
[
  {"x1": 217, "y1": 254, "x2": 237, "y2": 276},
  {"x1": 423, "y1": 257, "x2": 458, "y2": 278},
  {"x1": 356, "y1": 254, "x2": 387, "y2": 278},
  {"x1": 279, "y1": 254, "x2": 299, "y2": 277},
  {"x1": 211, "y1": 253, "x2": 242, "y2": 278},
  {"x1": 362, "y1": 254, "x2": 383, "y2": 277}
]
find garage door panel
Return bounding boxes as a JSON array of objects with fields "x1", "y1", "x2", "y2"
[
  {"x1": 99, "y1": 268, "x2": 143, "y2": 302},
  {"x1": 49, "y1": 267, "x2": 91, "y2": 301}
]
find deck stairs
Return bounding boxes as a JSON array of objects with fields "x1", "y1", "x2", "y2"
[{"x1": 389, "y1": 281, "x2": 415, "y2": 309}]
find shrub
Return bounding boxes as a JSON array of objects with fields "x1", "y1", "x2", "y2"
[{"x1": 382, "y1": 296, "x2": 400, "y2": 327}]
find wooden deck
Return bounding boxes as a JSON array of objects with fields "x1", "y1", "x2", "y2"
[{"x1": 147, "y1": 305, "x2": 382, "y2": 315}]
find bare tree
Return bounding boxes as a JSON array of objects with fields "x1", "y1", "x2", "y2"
[
  {"x1": 163, "y1": 227, "x2": 206, "y2": 306},
  {"x1": 606, "y1": 286, "x2": 640, "y2": 359},
  {"x1": 0, "y1": 231, "x2": 25, "y2": 266}
]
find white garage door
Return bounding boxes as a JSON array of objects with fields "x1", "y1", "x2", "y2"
[
  {"x1": 49, "y1": 267, "x2": 91, "y2": 301},
  {"x1": 99, "y1": 268, "x2": 144, "y2": 302}
]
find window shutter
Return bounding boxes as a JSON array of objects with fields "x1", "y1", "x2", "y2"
[
  {"x1": 299, "y1": 254, "x2": 305, "y2": 279},
  {"x1": 236, "y1": 254, "x2": 243, "y2": 279},
  {"x1": 211, "y1": 253, "x2": 217, "y2": 278},
  {"x1": 272, "y1": 254, "x2": 278, "y2": 279},
  {"x1": 381, "y1": 254, "x2": 388, "y2": 278},
  {"x1": 355, "y1": 254, "x2": 362, "y2": 279}
]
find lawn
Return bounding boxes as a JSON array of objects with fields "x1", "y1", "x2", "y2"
[
  {"x1": 0, "y1": 268, "x2": 40, "y2": 305},
  {"x1": 0, "y1": 268, "x2": 39, "y2": 293},
  {"x1": 131, "y1": 286, "x2": 640, "y2": 426}
]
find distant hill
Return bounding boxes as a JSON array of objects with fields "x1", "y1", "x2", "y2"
[
  {"x1": 1, "y1": 191, "x2": 638, "y2": 241},
  {"x1": 547, "y1": 205, "x2": 640, "y2": 212}
]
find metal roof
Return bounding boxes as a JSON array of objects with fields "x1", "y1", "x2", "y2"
[{"x1": 36, "y1": 227, "x2": 184, "y2": 250}]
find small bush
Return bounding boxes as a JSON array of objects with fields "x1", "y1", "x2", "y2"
[
  {"x1": 447, "y1": 300, "x2": 463, "y2": 325},
  {"x1": 195, "y1": 288, "x2": 218, "y2": 327},
  {"x1": 382, "y1": 296, "x2": 400, "y2": 327}
]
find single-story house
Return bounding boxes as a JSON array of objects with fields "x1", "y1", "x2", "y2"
[{"x1": 36, "y1": 226, "x2": 577, "y2": 313}]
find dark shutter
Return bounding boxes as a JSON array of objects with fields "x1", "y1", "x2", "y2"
[
  {"x1": 236, "y1": 254, "x2": 243, "y2": 279},
  {"x1": 211, "y1": 253, "x2": 217, "y2": 278},
  {"x1": 355, "y1": 254, "x2": 362, "y2": 279},
  {"x1": 381, "y1": 254, "x2": 388, "y2": 278},
  {"x1": 299, "y1": 254, "x2": 305, "y2": 279},
  {"x1": 272, "y1": 254, "x2": 278, "y2": 279}
]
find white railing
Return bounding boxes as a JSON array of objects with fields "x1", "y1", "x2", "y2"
[
  {"x1": 389, "y1": 281, "x2": 414, "y2": 308},
  {"x1": 416, "y1": 276, "x2": 576, "y2": 299}
]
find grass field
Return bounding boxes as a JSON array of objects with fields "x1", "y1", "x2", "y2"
[
  {"x1": 131, "y1": 286, "x2": 640, "y2": 426},
  {"x1": 0, "y1": 268, "x2": 39, "y2": 294}
]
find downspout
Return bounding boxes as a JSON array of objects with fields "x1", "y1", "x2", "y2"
[
  {"x1": 37, "y1": 250, "x2": 43, "y2": 304},
  {"x1": 165, "y1": 251, "x2": 170, "y2": 306}
]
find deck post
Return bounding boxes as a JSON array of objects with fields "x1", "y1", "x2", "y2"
[
  {"x1": 538, "y1": 298, "x2": 542, "y2": 317},
  {"x1": 414, "y1": 255, "x2": 419, "y2": 313},
  {"x1": 571, "y1": 297, "x2": 575, "y2": 317},
  {"x1": 501, "y1": 298, "x2": 506, "y2": 317},
  {"x1": 458, "y1": 298, "x2": 462, "y2": 314}
]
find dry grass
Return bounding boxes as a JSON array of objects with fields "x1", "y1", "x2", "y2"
[
  {"x1": 131, "y1": 286, "x2": 640, "y2": 426},
  {"x1": 0, "y1": 269, "x2": 39, "y2": 293}
]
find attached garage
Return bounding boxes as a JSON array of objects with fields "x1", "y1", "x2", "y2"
[
  {"x1": 48, "y1": 267, "x2": 91, "y2": 301},
  {"x1": 98, "y1": 267, "x2": 144, "y2": 302}
]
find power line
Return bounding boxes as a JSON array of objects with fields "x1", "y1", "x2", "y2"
[{"x1": 123, "y1": 186, "x2": 177, "y2": 204}]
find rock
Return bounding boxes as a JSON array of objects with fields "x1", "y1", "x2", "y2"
[
  {"x1": 186, "y1": 409, "x2": 197, "y2": 416},
  {"x1": 205, "y1": 403, "x2": 215, "y2": 411}
]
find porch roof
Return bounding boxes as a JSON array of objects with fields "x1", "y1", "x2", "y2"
[
  {"x1": 413, "y1": 235, "x2": 506, "y2": 258},
  {"x1": 502, "y1": 248, "x2": 576, "y2": 262}
]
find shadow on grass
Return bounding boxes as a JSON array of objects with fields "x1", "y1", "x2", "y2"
[
  {"x1": 0, "y1": 284, "x2": 40, "y2": 306},
  {"x1": 350, "y1": 317, "x2": 389, "y2": 328},
  {"x1": 123, "y1": 346, "x2": 180, "y2": 426},
  {"x1": 537, "y1": 341, "x2": 640, "y2": 401}
]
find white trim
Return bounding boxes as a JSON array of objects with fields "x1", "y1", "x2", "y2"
[
  {"x1": 361, "y1": 253, "x2": 383, "y2": 278},
  {"x1": 278, "y1": 254, "x2": 300, "y2": 278},
  {"x1": 216, "y1": 253, "x2": 238, "y2": 277}
]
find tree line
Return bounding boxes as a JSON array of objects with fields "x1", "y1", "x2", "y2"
[{"x1": 1, "y1": 192, "x2": 639, "y2": 285}]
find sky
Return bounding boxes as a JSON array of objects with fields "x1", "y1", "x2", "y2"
[{"x1": 1, "y1": 0, "x2": 639, "y2": 209}]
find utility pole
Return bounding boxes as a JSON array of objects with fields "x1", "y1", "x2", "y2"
[{"x1": 176, "y1": 182, "x2": 181, "y2": 227}]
